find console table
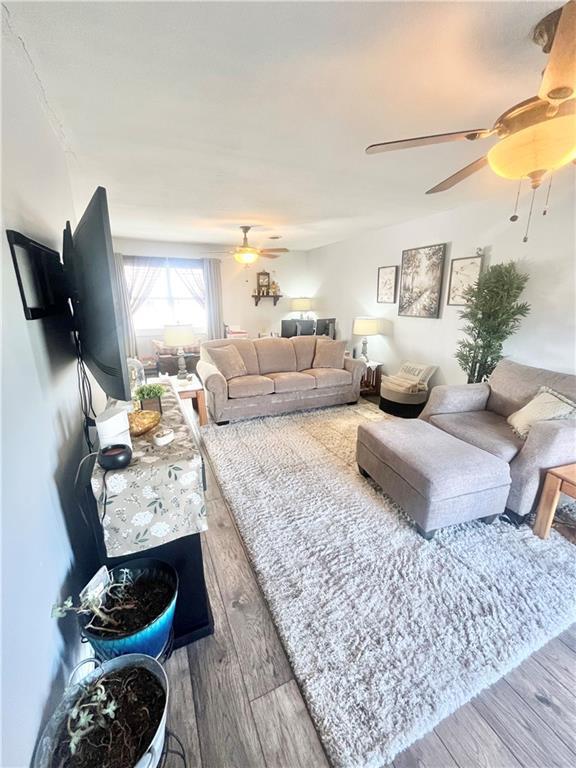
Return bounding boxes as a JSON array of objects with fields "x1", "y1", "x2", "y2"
[{"x1": 88, "y1": 382, "x2": 213, "y2": 646}]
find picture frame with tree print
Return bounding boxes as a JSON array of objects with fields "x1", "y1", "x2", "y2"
[
  {"x1": 447, "y1": 252, "x2": 483, "y2": 306},
  {"x1": 377, "y1": 266, "x2": 398, "y2": 304},
  {"x1": 398, "y1": 243, "x2": 446, "y2": 318}
]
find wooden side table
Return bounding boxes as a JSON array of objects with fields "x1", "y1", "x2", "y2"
[
  {"x1": 533, "y1": 463, "x2": 576, "y2": 539},
  {"x1": 170, "y1": 375, "x2": 209, "y2": 427}
]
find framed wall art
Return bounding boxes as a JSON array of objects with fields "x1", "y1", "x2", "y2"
[
  {"x1": 447, "y1": 253, "x2": 483, "y2": 306},
  {"x1": 398, "y1": 243, "x2": 447, "y2": 318},
  {"x1": 377, "y1": 266, "x2": 398, "y2": 304}
]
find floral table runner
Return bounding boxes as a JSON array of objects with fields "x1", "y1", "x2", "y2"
[{"x1": 91, "y1": 382, "x2": 207, "y2": 557}]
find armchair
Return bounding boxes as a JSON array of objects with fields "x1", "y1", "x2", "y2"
[{"x1": 420, "y1": 359, "x2": 576, "y2": 517}]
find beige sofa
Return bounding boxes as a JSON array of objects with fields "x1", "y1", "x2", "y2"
[
  {"x1": 197, "y1": 337, "x2": 366, "y2": 423},
  {"x1": 420, "y1": 359, "x2": 576, "y2": 518}
]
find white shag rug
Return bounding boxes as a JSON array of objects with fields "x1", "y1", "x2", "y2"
[{"x1": 202, "y1": 403, "x2": 576, "y2": 767}]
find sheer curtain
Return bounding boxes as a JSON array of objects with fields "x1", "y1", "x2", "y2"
[
  {"x1": 123, "y1": 255, "x2": 159, "y2": 314},
  {"x1": 173, "y1": 261, "x2": 206, "y2": 307},
  {"x1": 203, "y1": 258, "x2": 224, "y2": 339},
  {"x1": 114, "y1": 253, "x2": 138, "y2": 357}
]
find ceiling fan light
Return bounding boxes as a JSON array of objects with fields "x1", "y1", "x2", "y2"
[
  {"x1": 234, "y1": 246, "x2": 259, "y2": 265},
  {"x1": 487, "y1": 114, "x2": 576, "y2": 181}
]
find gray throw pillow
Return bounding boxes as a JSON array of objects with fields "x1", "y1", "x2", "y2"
[
  {"x1": 313, "y1": 338, "x2": 346, "y2": 369},
  {"x1": 209, "y1": 345, "x2": 248, "y2": 380}
]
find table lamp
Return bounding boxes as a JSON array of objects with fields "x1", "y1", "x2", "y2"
[
  {"x1": 291, "y1": 298, "x2": 313, "y2": 319},
  {"x1": 164, "y1": 324, "x2": 196, "y2": 379},
  {"x1": 352, "y1": 317, "x2": 389, "y2": 361}
]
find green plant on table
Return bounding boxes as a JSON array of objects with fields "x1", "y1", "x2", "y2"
[
  {"x1": 134, "y1": 383, "x2": 165, "y2": 401},
  {"x1": 455, "y1": 262, "x2": 530, "y2": 383}
]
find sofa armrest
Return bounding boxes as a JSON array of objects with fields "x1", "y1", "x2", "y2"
[
  {"x1": 196, "y1": 360, "x2": 227, "y2": 399},
  {"x1": 344, "y1": 357, "x2": 366, "y2": 388},
  {"x1": 509, "y1": 420, "x2": 576, "y2": 517},
  {"x1": 420, "y1": 382, "x2": 490, "y2": 421}
]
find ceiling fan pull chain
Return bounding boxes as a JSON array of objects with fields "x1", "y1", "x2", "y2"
[
  {"x1": 542, "y1": 174, "x2": 553, "y2": 216},
  {"x1": 523, "y1": 186, "x2": 537, "y2": 243},
  {"x1": 509, "y1": 179, "x2": 522, "y2": 222}
]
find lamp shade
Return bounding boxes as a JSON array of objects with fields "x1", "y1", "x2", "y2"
[
  {"x1": 164, "y1": 324, "x2": 196, "y2": 347},
  {"x1": 234, "y1": 247, "x2": 259, "y2": 265},
  {"x1": 487, "y1": 115, "x2": 576, "y2": 182},
  {"x1": 352, "y1": 316, "x2": 387, "y2": 336},
  {"x1": 291, "y1": 298, "x2": 313, "y2": 312}
]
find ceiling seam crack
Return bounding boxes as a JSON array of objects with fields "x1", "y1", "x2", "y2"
[{"x1": 2, "y1": 3, "x2": 77, "y2": 163}]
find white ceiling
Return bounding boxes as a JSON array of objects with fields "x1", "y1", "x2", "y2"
[{"x1": 5, "y1": 0, "x2": 561, "y2": 250}]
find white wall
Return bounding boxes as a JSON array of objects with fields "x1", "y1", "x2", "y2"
[
  {"x1": 113, "y1": 236, "x2": 312, "y2": 342},
  {"x1": 307, "y1": 170, "x2": 576, "y2": 384},
  {"x1": 220, "y1": 251, "x2": 313, "y2": 338},
  {"x1": 1, "y1": 18, "x2": 102, "y2": 766}
]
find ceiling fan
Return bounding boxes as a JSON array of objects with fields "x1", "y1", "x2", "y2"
[
  {"x1": 218, "y1": 226, "x2": 289, "y2": 264},
  {"x1": 366, "y1": 0, "x2": 576, "y2": 194}
]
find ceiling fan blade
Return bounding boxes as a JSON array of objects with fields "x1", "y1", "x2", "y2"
[
  {"x1": 426, "y1": 156, "x2": 488, "y2": 194},
  {"x1": 260, "y1": 253, "x2": 281, "y2": 259},
  {"x1": 538, "y1": 0, "x2": 576, "y2": 104},
  {"x1": 260, "y1": 248, "x2": 289, "y2": 253},
  {"x1": 365, "y1": 129, "x2": 490, "y2": 155}
]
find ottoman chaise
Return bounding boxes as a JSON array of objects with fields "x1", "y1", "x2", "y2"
[{"x1": 356, "y1": 419, "x2": 511, "y2": 538}]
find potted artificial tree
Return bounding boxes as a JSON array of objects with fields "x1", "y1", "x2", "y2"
[{"x1": 455, "y1": 262, "x2": 530, "y2": 383}]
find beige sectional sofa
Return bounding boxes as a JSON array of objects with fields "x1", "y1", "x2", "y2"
[{"x1": 197, "y1": 337, "x2": 366, "y2": 423}]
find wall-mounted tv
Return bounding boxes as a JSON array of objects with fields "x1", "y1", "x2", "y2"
[
  {"x1": 6, "y1": 186, "x2": 130, "y2": 401},
  {"x1": 65, "y1": 187, "x2": 130, "y2": 401}
]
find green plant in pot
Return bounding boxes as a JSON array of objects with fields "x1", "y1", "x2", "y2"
[
  {"x1": 52, "y1": 560, "x2": 178, "y2": 660},
  {"x1": 133, "y1": 383, "x2": 165, "y2": 414},
  {"x1": 33, "y1": 654, "x2": 168, "y2": 768},
  {"x1": 455, "y1": 262, "x2": 530, "y2": 383}
]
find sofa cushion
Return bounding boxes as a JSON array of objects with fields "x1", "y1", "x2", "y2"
[
  {"x1": 357, "y1": 419, "x2": 510, "y2": 501},
  {"x1": 430, "y1": 411, "x2": 524, "y2": 463},
  {"x1": 313, "y1": 338, "x2": 346, "y2": 369},
  {"x1": 203, "y1": 339, "x2": 259, "y2": 375},
  {"x1": 488, "y1": 359, "x2": 576, "y2": 418},
  {"x1": 302, "y1": 368, "x2": 352, "y2": 389},
  {"x1": 228, "y1": 374, "x2": 274, "y2": 399},
  {"x1": 267, "y1": 371, "x2": 317, "y2": 394},
  {"x1": 507, "y1": 386, "x2": 576, "y2": 439},
  {"x1": 291, "y1": 336, "x2": 317, "y2": 371},
  {"x1": 254, "y1": 337, "x2": 297, "y2": 374},
  {"x1": 208, "y1": 345, "x2": 247, "y2": 380}
]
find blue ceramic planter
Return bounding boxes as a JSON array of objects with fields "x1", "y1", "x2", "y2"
[{"x1": 82, "y1": 558, "x2": 178, "y2": 661}]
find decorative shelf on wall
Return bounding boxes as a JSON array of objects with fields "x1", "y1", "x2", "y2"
[{"x1": 252, "y1": 294, "x2": 283, "y2": 307}]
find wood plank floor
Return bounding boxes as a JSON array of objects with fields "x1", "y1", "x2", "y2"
[{"x1": 165, "y1": 402, "x2": 576, "y2": 768}]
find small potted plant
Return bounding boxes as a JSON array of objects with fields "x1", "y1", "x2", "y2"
[
  {"x1": 52, "y1": 559, "x2": 178, "y2": 660},
  {"x1": 134, "y1": 383, "x2": 165, "y2": 414},
  {"x1": 34, "y1": 653, "x2": 168, "y2": 768}
]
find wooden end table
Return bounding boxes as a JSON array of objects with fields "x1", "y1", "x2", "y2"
[
  {"x1": 170, "y1": 374, "x2": 209, "y2": 427},
  {"x1": 533, "y1": 463, "x2": 576, "y2": 539}
]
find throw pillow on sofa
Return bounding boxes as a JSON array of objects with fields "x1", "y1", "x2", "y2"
[
  {"x1": 313, "y1": 338, "x2": 346, "y2": 369},
  {"x1": 507, "y1": 386, "x2": 576, "y2": 439},
  {"x1": 209, "y1": 345, "x2": 248, "y2": 380}
]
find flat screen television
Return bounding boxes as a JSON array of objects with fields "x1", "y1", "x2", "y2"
[
  {"x1": 64, "y1": 187, "x2": 130, "y2": 401},
  {"x1": 316, "y1": 318, "x2": 336, "y2": 339},
  {"x1": 281, "y1": 319, "x2": 315, "y2": 338}
]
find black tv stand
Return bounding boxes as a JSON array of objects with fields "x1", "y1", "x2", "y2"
[{"x1": 76, "y1": 454, "x2": 213, "y2": 648}]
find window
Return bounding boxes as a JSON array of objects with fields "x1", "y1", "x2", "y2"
[{"x1": 123, "y1": 257, "x2": 207, "y2": 332}]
